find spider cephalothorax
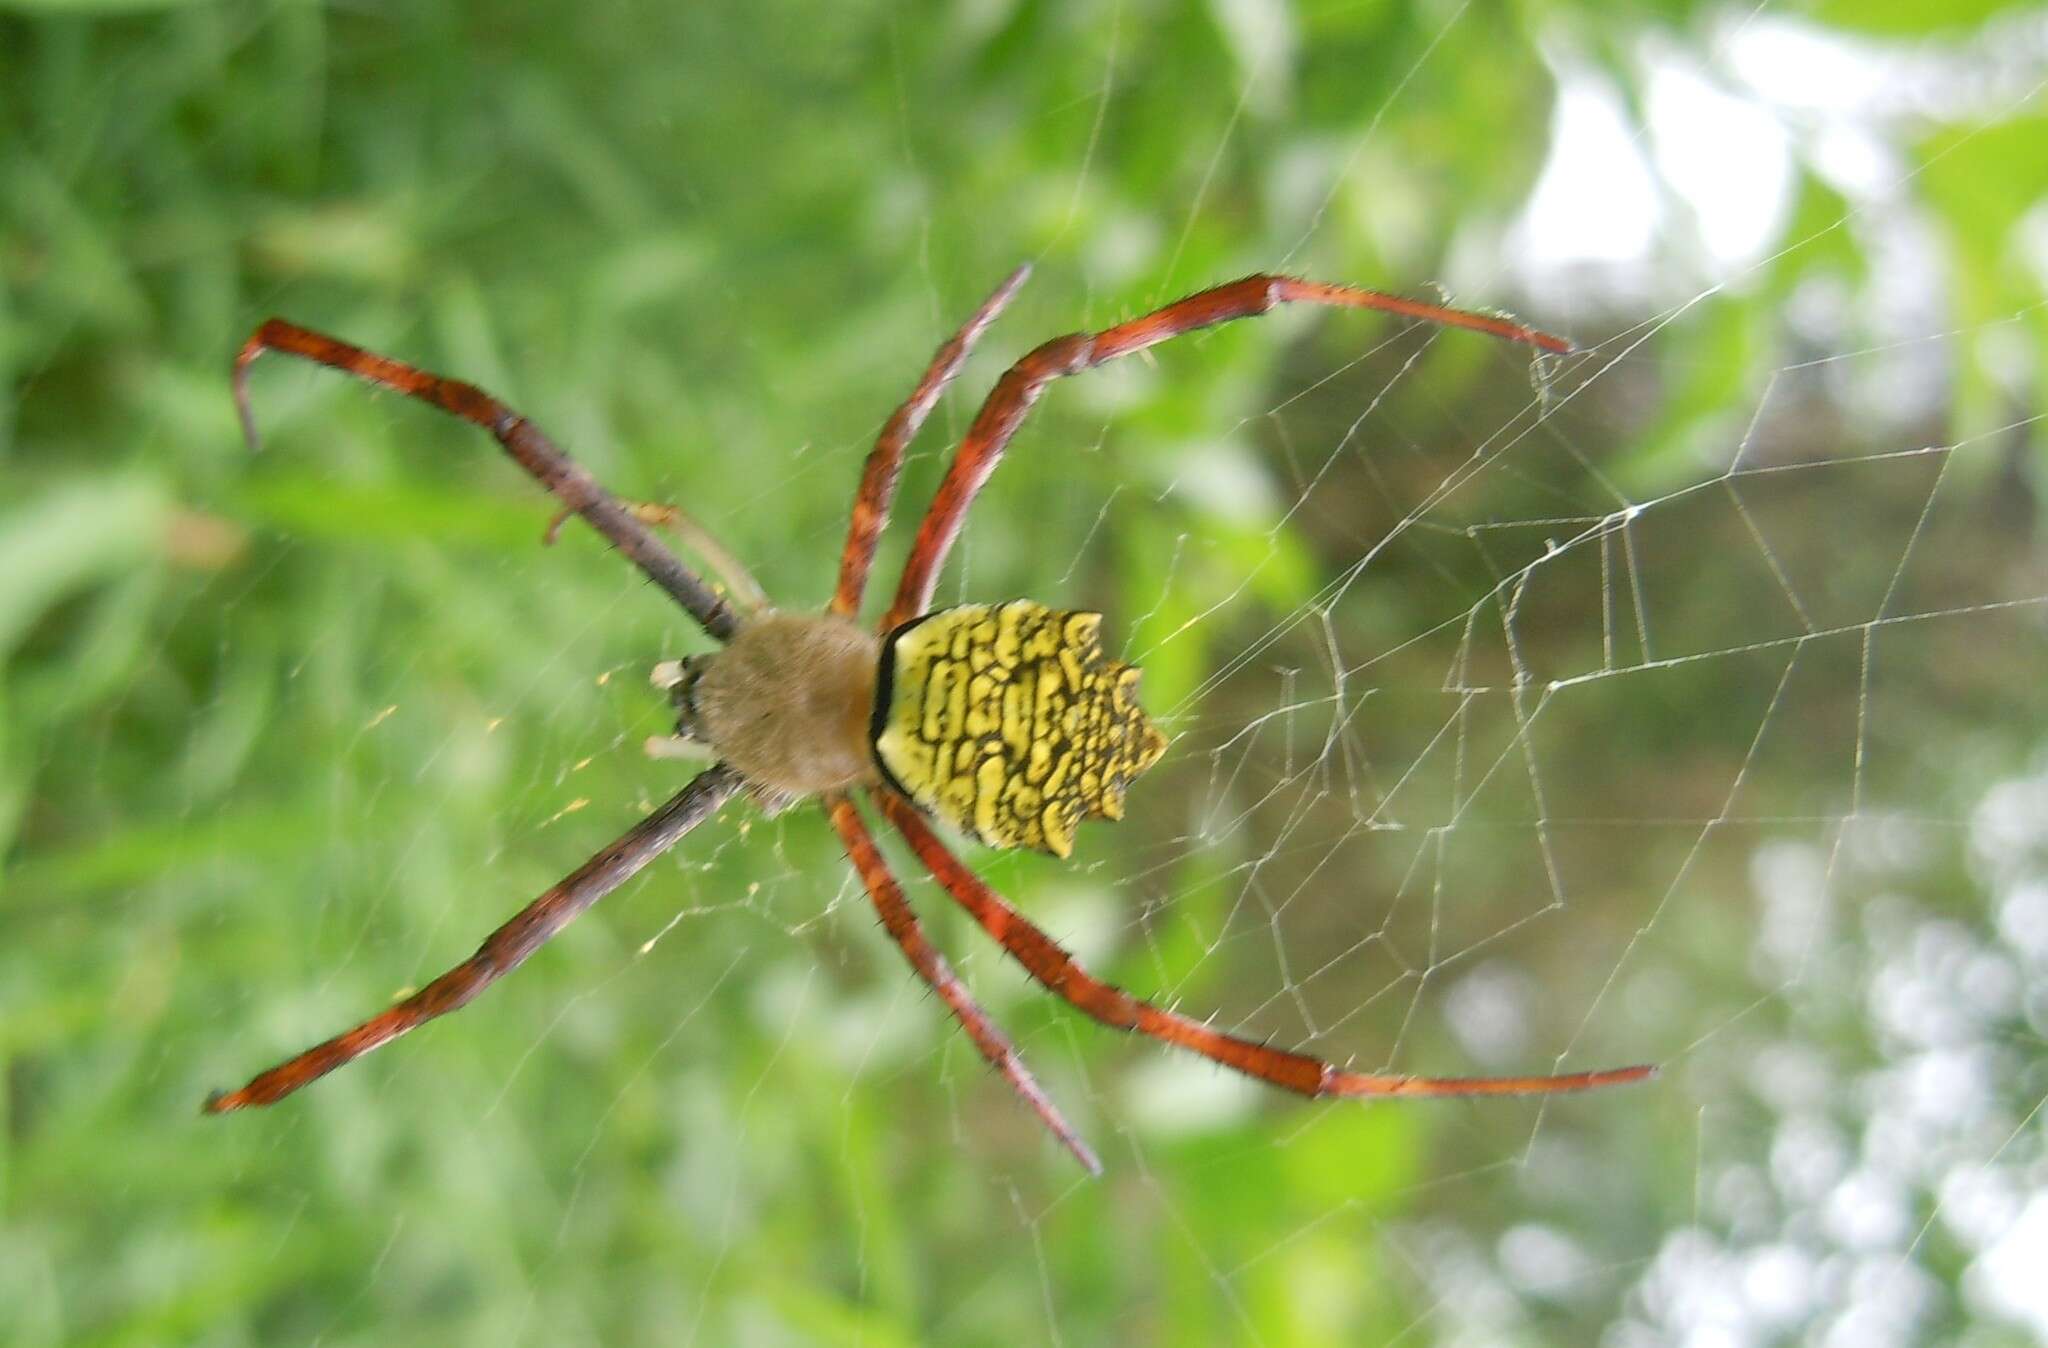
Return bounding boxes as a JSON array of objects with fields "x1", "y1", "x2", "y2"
[
  {"x1": 659, "y1": 610, "x2": 882, "y2": 804},
  {"x1": 212, "y1": 266, "x2": 1651, "y2": 1174}
]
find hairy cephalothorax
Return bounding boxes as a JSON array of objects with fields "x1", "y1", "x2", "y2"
[
  {"x1": 654, "y1": 610, "x2": 882, "y2": 812},
  {"x1": 211, "y1": 265, "x2": 1652, "y2": 1174}
]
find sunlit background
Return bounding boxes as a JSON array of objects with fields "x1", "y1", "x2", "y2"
[{"x1": 5, "y1": 3, "x2": 2045, "y2": 1344}]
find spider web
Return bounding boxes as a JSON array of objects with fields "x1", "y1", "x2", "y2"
[
  {"x1": 824, "y1": 13, "x2": 2047, "y2": 1344},
  {"x1": 771, "y1": 21, "x2": 2038, "y2": 1348},
  {"x1": 8, "y1": 4, "x2": 2047, "y2": 1346}
]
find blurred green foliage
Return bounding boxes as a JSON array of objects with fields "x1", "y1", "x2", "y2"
[{"x1": 4, "y1": 1, "x2": 2043, "y2": 1344}]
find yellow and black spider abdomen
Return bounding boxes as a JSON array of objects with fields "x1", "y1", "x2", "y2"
[{"x1": 871, "y1": 600, "x2": 1168, "y2": 858}]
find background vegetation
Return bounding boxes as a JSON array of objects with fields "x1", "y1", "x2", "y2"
[{"x1": 4, "y1": 1, "x2": 2044, "y2": 1344}]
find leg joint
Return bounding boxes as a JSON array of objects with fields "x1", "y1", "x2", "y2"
[{"x1": 1020, "y1": 332, "x2": 1096, "y2": 377}]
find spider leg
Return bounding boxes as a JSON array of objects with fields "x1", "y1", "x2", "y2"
[
  {"x1": 234, "y1": 319, "x2": 741, "y2": 643},
  {"x1": 825, "y1": 793, "x2": 1103, "y2": 1176},
  {"x1": 833, "y1": 264, "x2": 1032, "y2": 618},
  {"x1": 878, "y1": 791, "x2": 1654, "y2": 1102},
  {"x1": 205, "y1": 765, "x2": 743, "y2": 1113},
  {"x1": 545, "y1": 501, "x2": 770, "y2": 614},
  {"x1": 884, "y1": 276, "x2": 1573, "y2": 628}
]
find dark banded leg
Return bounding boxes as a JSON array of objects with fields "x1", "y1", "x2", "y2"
[
  {"x1": 826, "y1": 793, "x2": 1102, "y2": 1175},
  {"x1": 234, "y1": 319, "x2": 741, "y2": 642},
  {"x1": 833, "y1": 264, "x2": 1032, "y2": 618},
  {"x1": 884, "y1": 275, "x2": 1571, "y2": 629},
  {"x1": 206, "y1": 765, "x2": 743, "y2": 1112},
  {"x1": 878, "y1": 791, "x2": 1652, "y2": 1102}
]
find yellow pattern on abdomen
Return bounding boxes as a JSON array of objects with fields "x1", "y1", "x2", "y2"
[{"x1": 872, "y1": 601, "x2": 1168, "y2": 857}]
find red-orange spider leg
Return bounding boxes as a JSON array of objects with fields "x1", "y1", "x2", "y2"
[
  {"x1": 826, "y1": 794, "x2": 1103, "y2": 1176},
  {"x1": 234, "y1": 319, "x2": 741, "y2": 643},
  {"x1": 206, "y1": 765, "x2": 743, "y2": 1113},
  {"x1": 832, "y1": 264, "x2": 1033, "y2": 618},
  {"x1": 884, "y1": 276, "x2": 1573, "y2": 629},
  {"x1": 879, "y1": 792, "x2": 1654, "y2": 1103}
]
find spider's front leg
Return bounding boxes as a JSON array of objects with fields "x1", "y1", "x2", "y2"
[
  {"x1": 233, "y1": 319, "x2": 742, "y2": 643},
  {"x1": 546, "y1": 500, "x2": 770, "y2": 615},
  {"x1": 205, "y1": 766, "x2": 744, "y2": 1113}
]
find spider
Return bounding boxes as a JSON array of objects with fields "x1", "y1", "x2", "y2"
[{"x1": 208, "y1": 266, "x2": 1653, "y2": 1174}]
